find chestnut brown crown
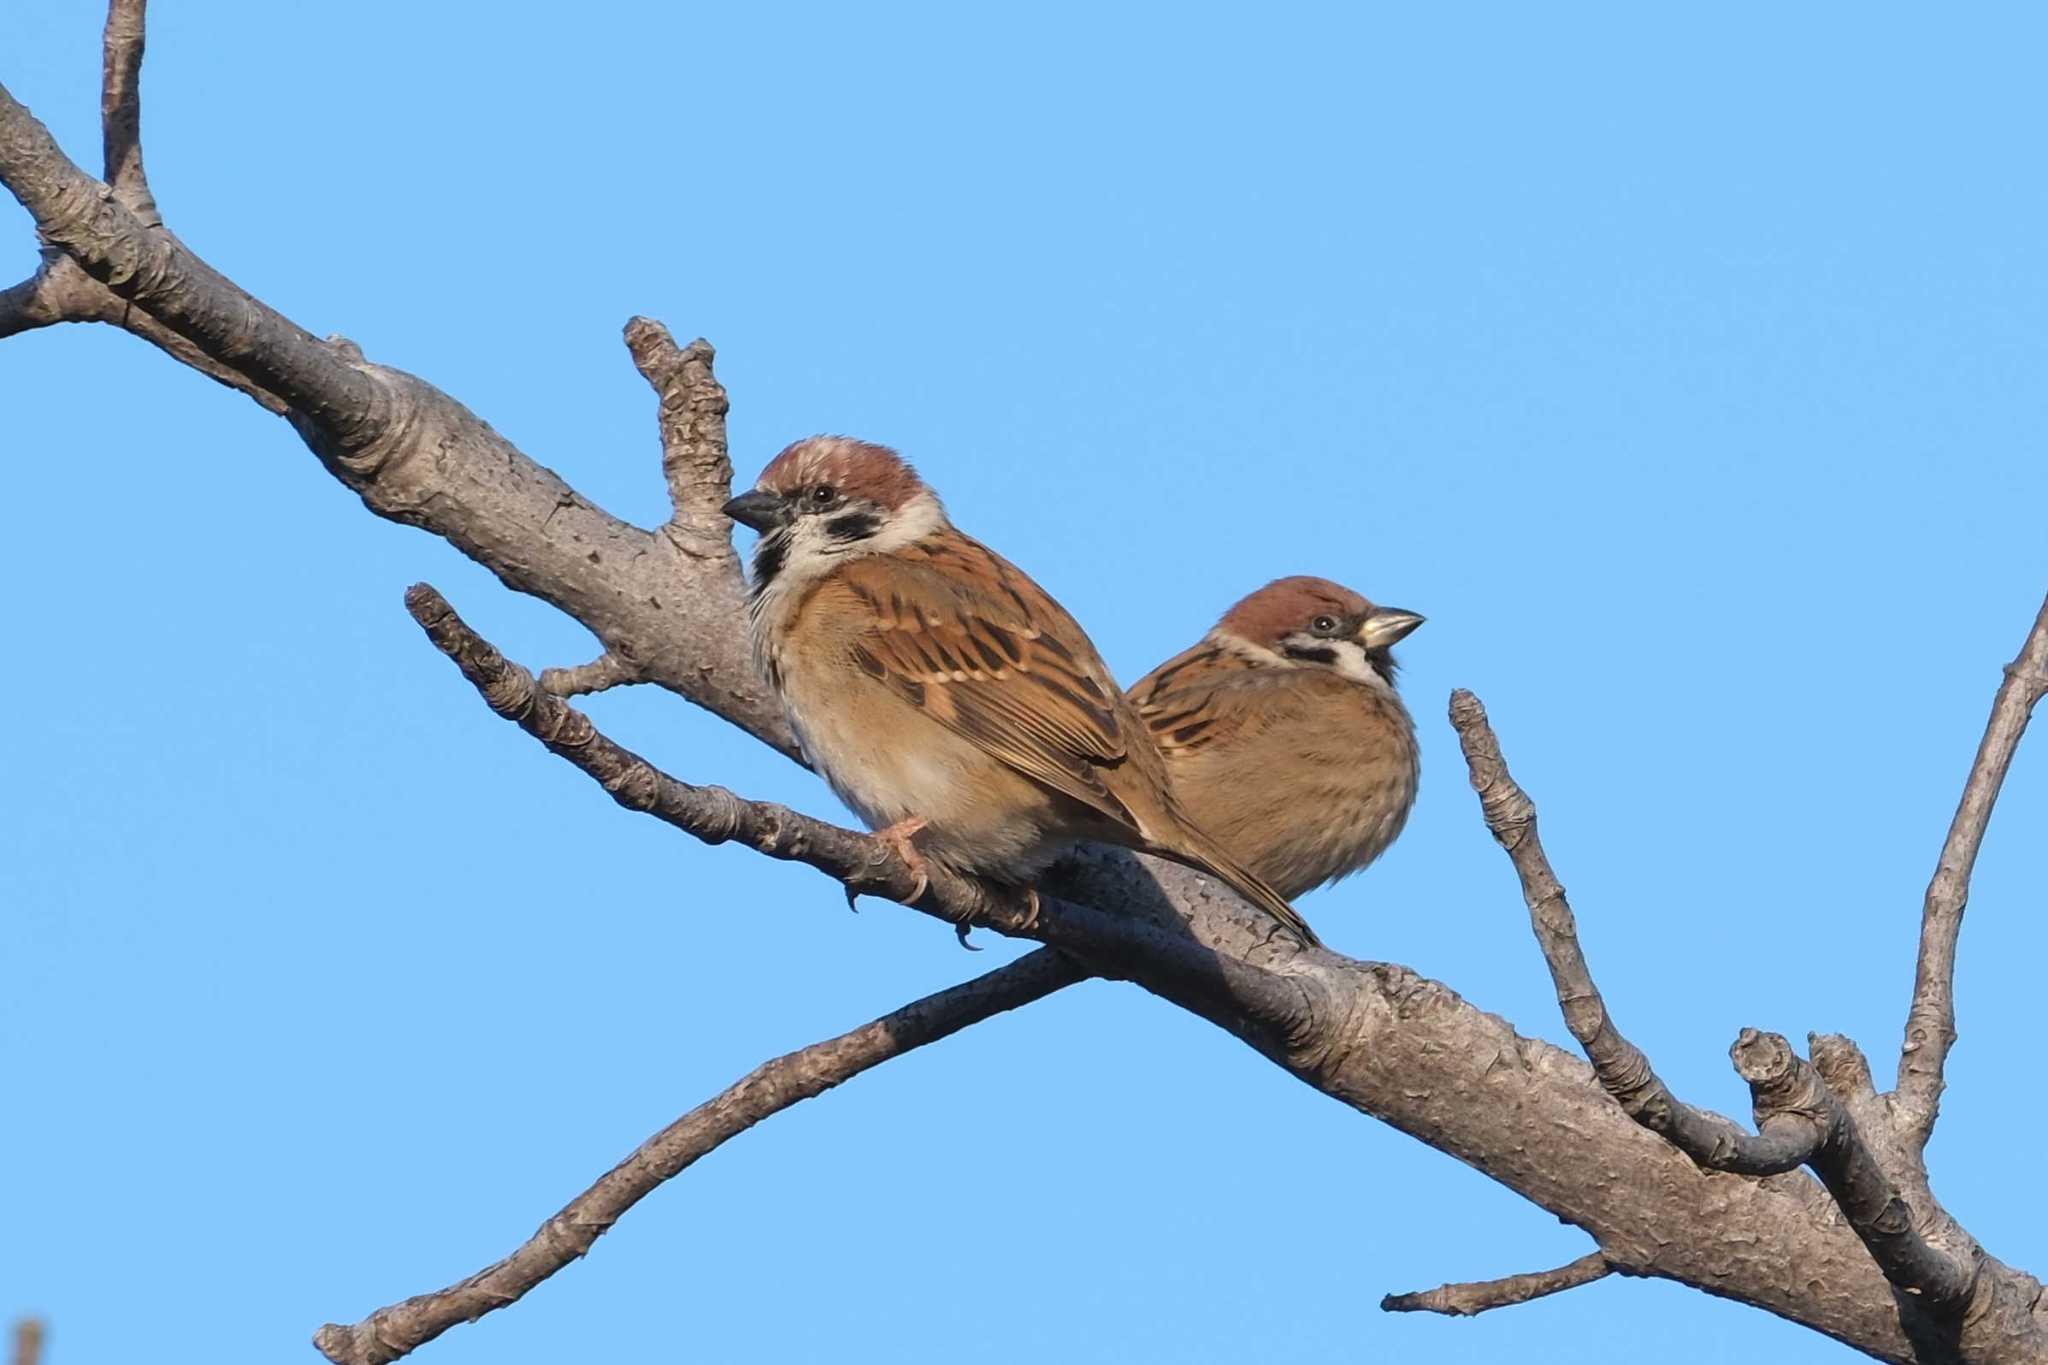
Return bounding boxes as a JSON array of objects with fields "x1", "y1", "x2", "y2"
[
  {"x1": 757, "y1": 436, "x2": 929, "y2": 511},
  {"x1": 1219, "y1": 577, "x2": 1374, "y2": 648}
]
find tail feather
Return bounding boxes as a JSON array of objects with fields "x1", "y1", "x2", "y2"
[{"x1": 1151, "y1": 827, "x2": 1322, "y2": 948}]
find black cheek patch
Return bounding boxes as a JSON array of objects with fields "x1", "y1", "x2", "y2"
[
  {"x1": 1282, "y1": 644, "x2": 1339, "y2": 666},
  {"x1": 825, "y1": 511, "x2": 881, "y2": 542},
  {"x1": 750, "y1": 531, "x2": 790, "y2": 592}
]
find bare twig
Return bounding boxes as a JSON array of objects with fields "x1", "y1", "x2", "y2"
[
  {"x1": 626, "y1": 318, "x2": 739, "y2": 564},
  {"x1": 11, "y1": 1320, "x2": 42, "y2": 1365},
  {"x1": 1382, "y1": 1251, "x2": 1614, "y2": 1318},
  {"x1": 1448, "y1": 689, "x2": 1822, "y2": 1175},
  {"x1": 537, "y1": 651, "x2": 637, "y2": 698},
  {"x1": 314, "y1": 947, "x2": 1086, "y2": 1365},
  {"x1": 1896, "y1": 592, "x2": 2048, "y2": 1146},
  {"x1": 100, "y1": 0, "x2": 159, "y2": 224},
  {"x1": 405, "y1": 582, "x2": 974, "y2": 918}
]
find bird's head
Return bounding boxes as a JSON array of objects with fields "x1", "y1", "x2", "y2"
[
  {"x1": 724, "y1": 436, "x2": 947, "y2": 593},
  {"x1": 1215, "y1": 576, "x2": 1424, "y2": 687}
]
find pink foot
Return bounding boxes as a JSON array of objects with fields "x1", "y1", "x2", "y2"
[{"x1": 875, "y1": 817, "x2": 931, "y2": 904}]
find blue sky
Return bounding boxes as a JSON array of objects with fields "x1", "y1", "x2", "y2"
[{"x1": 5, "y1": 4, "x2": 2046, "y2": 1361}]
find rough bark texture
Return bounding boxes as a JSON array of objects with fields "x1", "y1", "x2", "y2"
[{"x1": 5, "y1": 11, "x2": 2047, "y2": 1364}]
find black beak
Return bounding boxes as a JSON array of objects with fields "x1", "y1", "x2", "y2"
[
  {"x1": 721, "y1": 490, "x2": 787, "y2": 533},
  {"x1": 1359, "y1": 607, "x2": 1426, "y2": 649}
]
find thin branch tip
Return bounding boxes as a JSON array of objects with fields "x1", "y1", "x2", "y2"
[
  {"x1": 1382, "y1": 1252, "x2": 1614, "y2": 1318},
  {"x1": 1897, "y1": 589, "x2": 2048, "y2": 1146},
  {"x1": 101, "y1": 0, "x2": 161, "y2": 223}
]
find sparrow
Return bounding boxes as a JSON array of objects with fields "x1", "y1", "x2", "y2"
[
  {"x1": 722, "y1": 436, "x2": 1321, "y2": 946},
  {"x1": 1127, "y1": 577, "x2": 1423, "y2": 899}
]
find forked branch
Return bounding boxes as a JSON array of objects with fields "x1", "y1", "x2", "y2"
[
  {"x1": 1451, "y1": 690, "x2": 1980, "y2": 1314},
  {"x1": 1448, "y1": 690, "x2": 1822, "y2": 1175}
]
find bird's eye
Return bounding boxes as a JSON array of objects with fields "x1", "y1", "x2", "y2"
[
  {"x1": 1311, "y1": 615, "x2": 1339, "y2": 636},
  {"x1": 809, "y1": 484, "x2": 837, "y2": 506}
]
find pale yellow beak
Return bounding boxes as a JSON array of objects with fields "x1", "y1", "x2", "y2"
[{"x1": 1358, "y1": 608, "x2": 1425, "y2": 650}]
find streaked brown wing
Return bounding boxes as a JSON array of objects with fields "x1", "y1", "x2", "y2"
[
  {"x1": 834, "y1": 539, "x2": 1142, "y2": 832},
  {"x1": 1128, "y1": 643, "x2": 1269, "y2": 757}
]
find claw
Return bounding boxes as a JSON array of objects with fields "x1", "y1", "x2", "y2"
[
  {"x1": 955, "y1": 920, "x2": 981, "y2": 950},
  {"x1": 843, "y1": 883, "x2": 861, "y2": 913},
  {"x1": 1019, "y1": 887, "x2": 1042, "y2": 933},
  {"x1": 874, "y1": 817, "x2": 932, "y2": 905}
]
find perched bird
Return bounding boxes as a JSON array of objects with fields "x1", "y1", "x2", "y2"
[
  {"x1": 723, "y1": 436, "x2": 1321, "y2": 946},
  {"x1": 1127, "y1": 577, "x2": 1423, "y2": 899}
]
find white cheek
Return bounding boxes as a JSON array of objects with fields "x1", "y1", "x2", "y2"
[
  {"x1": 1328, "y1": 639, "x2": 1392, "y2": 690},
  {"x1": 862, "y1": 491, "x2": 946, "y2": 554}
]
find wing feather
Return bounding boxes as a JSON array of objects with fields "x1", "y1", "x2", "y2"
[{"x1": 835, "y1": 540, "x2": 1142, "y2": 833}]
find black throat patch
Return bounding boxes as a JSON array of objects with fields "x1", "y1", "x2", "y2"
[{"x1": 750, "y1": 529, "x2": 791, "y2": 596}]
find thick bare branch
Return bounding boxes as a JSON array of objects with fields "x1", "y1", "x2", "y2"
[
  {"x1": 1897, "y1": 592, "x2": 2048, "y2": 1145},
  {"x1": 313, "y1": 947, "x2": 1086, "y2": 1365},
  {"x1": 1382, "y1": 1251, "x2": 1614, "y2": 1318},
  {"x1": 0, "y1": 249, "x2": 290, "y2": 408},
  {"x1": 1448, "y1": 689, "x2": 1822, "y2": 1175},
  {"x1": 100, "y1": 0, "x2": 159, "y2": 224},
  {"x1": 625, "y1": 319, "x2": 740, "y2": 564}
]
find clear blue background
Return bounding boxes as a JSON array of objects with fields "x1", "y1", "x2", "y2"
[{"x1": 5, "y1": 4, "x2": 2044, "y2": 1361}]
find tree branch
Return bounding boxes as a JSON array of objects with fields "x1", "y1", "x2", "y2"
[
  {"x1": 537, "y1": 651, "x2": 637, "y2": 698},
  {"x1": 100, "y1": 0, "x2": 159, "y2": 224},
  {"x1": 1453, "y1": 688, "x2": 1984, "y2": 1316},
  {"x1": 625, "y1": 319, "x2": 740, "y2": 565},
  {"x1": 402, "y1": 583, "x2": 1314, "y2": 1037},
  {"x1": 2, "y1": 73, "x2": 788, "y2": 742},
  {"x1": 1382, "y1": 1251, "x2": 1614, "y2": 1318},
  {"x1": 1448, "y1": 689, "x2": 1823, "y2": 1175},
  {"x1": 313, "y1": 948, "x2": 1086, "y2": 1365},
  {"x1": 0, "y1": 81, "x2": 380, "y2": 435},
  {"x1": 1896, "y1": 592, "x2": 2048, "y2": 1146},
  {"x1": 1732, "y1": 1030, "x2": 1979, "y2": 1313},
  {"x1": 10, "y1": 1320, "x2": 42, "y2": 1365}
]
